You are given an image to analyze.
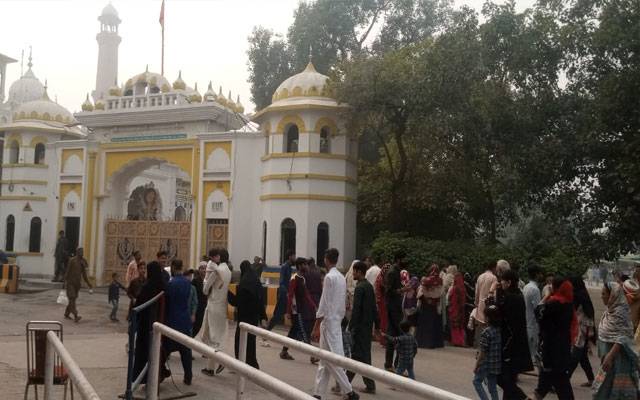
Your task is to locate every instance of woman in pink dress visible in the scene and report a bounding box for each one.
[448,272,466,346]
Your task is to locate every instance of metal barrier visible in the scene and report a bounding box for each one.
[124,291,164,400]
[238,322,471,400]
[44,330,101,400]
[147,322,315,400]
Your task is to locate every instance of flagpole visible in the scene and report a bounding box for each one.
[160,0,165,76]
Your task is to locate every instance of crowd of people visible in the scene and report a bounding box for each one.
[68,243,640,400]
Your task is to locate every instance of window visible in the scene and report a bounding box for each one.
[284,124,299,153]
[320,127,331,153]
[34,143,45,164]
[29,217,42,252]
[280,218,296,263]
[5,215,15,251]
[8,140,19,164]
[262,221,267,262]
[316,222,329,267]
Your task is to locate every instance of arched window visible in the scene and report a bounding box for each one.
[8,140,19,164]
[280,218,296,263]
[284,124,299,153]
[5,215,15,251]
[29,217,42,253]
[174,206,186,221]
[34,143,45,164]
[320,127,331,154]
[262,221,267,261]
[316,222,329,267]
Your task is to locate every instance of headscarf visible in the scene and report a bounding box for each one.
[448,272,466,327]
[238,260,262,298]
[400,270,410,287]
[136,261,166,305]
[599,281,634,344]
[571,277,594,319]
[548,279,579,343]
[423,264,443,289]
[375,263,391,296]
[345,260,359,316]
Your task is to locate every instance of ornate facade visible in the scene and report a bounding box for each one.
[0,4,356,284]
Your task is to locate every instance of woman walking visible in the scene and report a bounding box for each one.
[568,277,595,387]
[496,269,533,400]
[230,260,267,369]
[415,265,444,349]
[593,281,640,399]
[375,263,390,345]
[448,272,466,347]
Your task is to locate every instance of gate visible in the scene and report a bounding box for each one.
[104,219,191,282]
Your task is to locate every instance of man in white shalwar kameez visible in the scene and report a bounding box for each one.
[311,248,359,400]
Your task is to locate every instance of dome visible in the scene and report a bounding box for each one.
[203,81,216,102]
[235,95,245,114]
[187,82,202,103]
[99,3,121,25]
[14,87,75,124]
[272,62,331,103]
[124,68,170,95]
[81,93,94,111]
[173,71,186,90]
[8,66,44,105]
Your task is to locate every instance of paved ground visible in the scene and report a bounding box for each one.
[1,286,600,400]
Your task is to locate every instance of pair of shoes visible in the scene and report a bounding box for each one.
[215,365,225,375]
[345,391,360,400]
[310,357,319,365]
[74,316,82,323]
[201,368,215,376]
[280,351,294,360]
[183,377,192,385]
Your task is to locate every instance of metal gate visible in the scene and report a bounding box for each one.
[104,219,191,282]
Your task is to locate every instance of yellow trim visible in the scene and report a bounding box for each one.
[0,196,47,201]
[261,152,354,162]
[61,149,84,172]
[29,136,47,147]
[105,147,195,184]
[253,103,346,120]
[13,252,44,256]
[1,163,48,168]
[262,121,271,136]
[260,173,356,184]
[5,134,22,145]
[204,141,232,160]
[83,153,96,263]
[203,181,231,199]
[314,117,339,136]
[276,114,306,134]
[100,139,196,149]
[0,180,48,185]
[260,194,355,203]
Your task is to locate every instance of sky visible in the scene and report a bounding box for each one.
[0,0,535,114]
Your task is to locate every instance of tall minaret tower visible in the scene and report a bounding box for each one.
[93,3,121,102]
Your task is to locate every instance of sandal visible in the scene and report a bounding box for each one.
[201,368,215,376]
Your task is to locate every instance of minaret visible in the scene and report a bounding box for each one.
[93,3,121,102]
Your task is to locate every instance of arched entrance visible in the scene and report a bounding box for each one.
[100,156,193,283]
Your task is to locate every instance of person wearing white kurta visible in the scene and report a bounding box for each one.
[311,248,359,400]
[198,250,232,375]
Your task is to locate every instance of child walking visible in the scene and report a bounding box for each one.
[473,305,501,400]
[108,272,126,322]
[385,320,418,379]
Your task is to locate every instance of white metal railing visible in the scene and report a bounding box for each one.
[147,322,315,400]
[44,330,101,400]
[238,322,471,400]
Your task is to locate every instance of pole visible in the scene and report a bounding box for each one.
[236,328,248,400]
[44,335,55,400]
[161,25,164,76]
[147,327,162,400]
[124,312,137,400]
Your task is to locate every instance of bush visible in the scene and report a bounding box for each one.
[369,231,588,279]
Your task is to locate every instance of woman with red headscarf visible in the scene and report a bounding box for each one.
[415,264,444,349]
[375,263,391,345]
[448,272,466,346]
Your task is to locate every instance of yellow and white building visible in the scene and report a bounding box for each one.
[0,3,356,284]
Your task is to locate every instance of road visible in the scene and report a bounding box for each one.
[1,287,598,399]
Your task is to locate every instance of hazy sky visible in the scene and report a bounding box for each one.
[0,0,534,114]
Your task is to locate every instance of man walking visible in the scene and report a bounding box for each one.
[53,230,69,282]
[281,257,317,360]
[267,249,295,330]
[162,259,193,385]
[64,248,92,322]
[311,248,359,400]
[523,263,542,367]
[474,261,498,346]
[347,261,380,393]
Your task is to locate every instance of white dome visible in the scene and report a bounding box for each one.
[99,3,121,25]
[8,68,44,105]
[124,69,171,95]
[272,62,332,103]
[101,3,118,17]
[13,90,75,125]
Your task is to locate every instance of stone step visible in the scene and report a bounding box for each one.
[19,278,64,290]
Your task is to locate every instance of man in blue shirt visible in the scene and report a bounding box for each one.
[161,259,193,385]
[267,249,296,330]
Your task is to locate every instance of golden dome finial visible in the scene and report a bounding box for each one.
[82,93,94,111]
[173,70,186,90]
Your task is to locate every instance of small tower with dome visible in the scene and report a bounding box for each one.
[94,2,121,102]
[252,61,357,265]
